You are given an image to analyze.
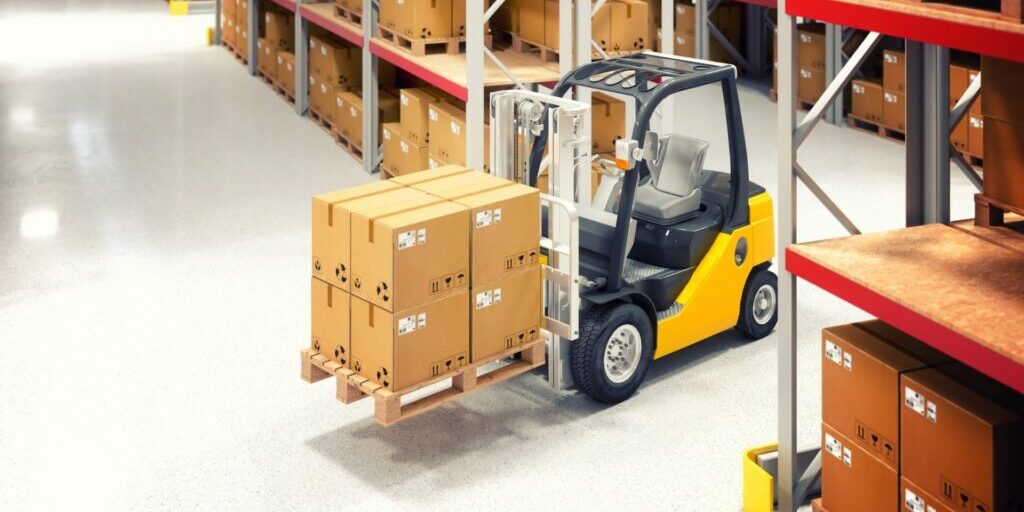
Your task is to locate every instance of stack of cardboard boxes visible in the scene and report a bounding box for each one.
[772,24,827,105]
[311,166,541,392]
[308,34,361,124]
[819,321,1024,512]
[257,8,296,94]
[980,56,1024,213]
[670,1,741,63]
[221,0,250,59]
[378,0,486,41]
[335,0,363,17]
[518,0,649,53]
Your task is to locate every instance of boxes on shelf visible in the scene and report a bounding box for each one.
[798,24,825,72]
[674,2,739,63]
[524,0,648,53]
[258,38,277,79]
[397,135,430,175]
[968,114,984,158]
[309,74,344,121]
[883,50,905,95]
[798,67,825,105]
[428,101,465,163]
[592,92,626,154]
[821,423,899,512]
[309,36,361,89]
[276,51,296,94]
[382,123,403,173]
[336,90,400,149]
[518,0,544,47]
[350,291,469,391]
[236,22,250,59]
[949,64,970,152]
[400,88,440,146]
[379,0,397,31]
[398,0,454,40]
[311,276,351,366]
[265,10,295,51]
[544,0,560,50]
[337,0,363,15]
[223,17,237,47]
[900,365,1024,512]
[884,90,905,132]
[593,1,611,51]
[311,180,402,289]
[968,67,981,116]
[981,56,1024,211]
[850,79,884,124]
[349,191,470,312]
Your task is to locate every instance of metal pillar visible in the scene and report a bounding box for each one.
[247,0,259,75]
[905,43,950,225]
[824,25,843,125]
[465,0,485,169]
[215,0,222,45]
[696,0,710,60]
[744,5,766,79]
[363,0,380,174]
[776,0,798,511]
[660,0,677,136]
[906,41,924,226]
[295,0,309,115]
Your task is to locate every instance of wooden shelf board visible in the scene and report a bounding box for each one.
[301,3,363,47]
[267,0,296,12]
[787,222,1024,394]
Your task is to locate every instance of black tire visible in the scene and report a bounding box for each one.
[737,269,778,339]
[570,302,654,404]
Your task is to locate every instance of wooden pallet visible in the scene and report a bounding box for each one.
[811,497,828,512]
[975,193,1024,227]
[963,151,984,168]
[309,107,335,135]
[846,113,906,143]
[906,0,1022,23]
[509,33,560,62]
[333,3,363,25]
[301,338,546,426]
[379,164,396,180]
[332,129,364,162]
[259,72,295,104]
[376,25,470,56]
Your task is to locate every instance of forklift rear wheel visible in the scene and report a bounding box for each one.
[571,303,654,404]
[737,269,778,339]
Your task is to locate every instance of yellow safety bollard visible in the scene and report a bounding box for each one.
[742,443,778,512]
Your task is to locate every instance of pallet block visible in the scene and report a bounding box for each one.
[846,114,906,143]
[975,193,1024,227]
[309,107,334,135]
[301,338,546,426]
[331,129,364,162]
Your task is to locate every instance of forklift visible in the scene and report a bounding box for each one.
[490,52,777,403]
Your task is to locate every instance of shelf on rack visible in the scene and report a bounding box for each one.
[787,0,1024,63]
[787,220,1024,394]
[301,2,363,47]
[267,0,297,12]
[369,37,562,102]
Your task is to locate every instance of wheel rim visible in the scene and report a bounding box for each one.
[752,283,777,325]
[603,324,642,384]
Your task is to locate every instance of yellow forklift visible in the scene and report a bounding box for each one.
[490,52,777,403]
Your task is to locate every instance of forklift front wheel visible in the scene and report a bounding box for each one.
[737,269,779,339]
[571,303,654,404]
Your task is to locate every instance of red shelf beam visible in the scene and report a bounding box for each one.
[301,6,364,47]
[787,0,1024,63]
[786,247,1024,395]
[368,40,469,101]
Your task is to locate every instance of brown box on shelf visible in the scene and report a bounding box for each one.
[265,10,294,50]
[350,198,470,312]
[883,50,905,95]
[350,292,469,391]
[338,91,400,149]
[339,0,363,15]
[470,265,541,362]
[544,0,560,51]
[949,64,970,106]
[610,0,649,51]
[593,0,611,51]
[309,36,361,88]
[379,0,397,30]
[968,68,982,117]
[968,114,984,158]
[428,153,447,169]
[951,115,969,153]
[981,56,1024,124]
[821,320,949,472]
[223,17,236,47]
[311,276,351,366]
[236,21,249,59]
[821,423,899,512]
[519,0,545,46]
[428,101,464,163]
[311,180,402,289]
[884,91,905,132]
[798,67,825,104]
[309,75,345,122]
[399,0,454,40]
[382,123,403,174]
[851,79,884,125]
[276,51,296,94]
[798,24,826,72]
[396,134,431,176]
[901,365,1024,512]
[902,478,956,512]
[258,38,277,79]
[400,88,439,146]
[592,92,626,154]
[982,116,1024,214]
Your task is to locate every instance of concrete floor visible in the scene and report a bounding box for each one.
[0,2,978,511]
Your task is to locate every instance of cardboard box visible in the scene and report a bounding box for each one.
[592,92,626,154]
[821,423,899,512]
[311,180,402,288]
[982,116,1024,211]
[544,0,560,50]
[821,320,949,471]
[339,0,363,15]
[337,91,400,149]
[379,0,397,30]
[949,64,970,106]
[968,114,984,158]
[428,101,465,163]
[519,0,545,46]
[309,75,345,122]
[798,67,825,104]
[981,56,1024,123]
[452,182,541,285]
[902,478,956,512]
[884,91,905,132]
[901,366,1024,512]
[276,51,296,94]
[311,277,350,366]
[265,10,294,50]
[382,123,403,174]
[396,135,430,175]
[593,0,611,51]
[452,0,492,37]
[350,198,470,311]
[389,164,471,186]
[236,21,249,59]
[610,0,649,51]
[798,24,826,72]
[471,265,542,362]
[951,115,969,153]
[309,36,361,88]
[409,168,506,199]
[883,50,905,95]
[258,38,277,79]
[968,68,982,117]
[350,292,469,391]
[400,88,439,146]
[223,17,237,47]
[851,79,884,125]
[399,0,454,40]
[428,153,446,169]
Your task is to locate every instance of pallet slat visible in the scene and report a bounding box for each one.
[332,3,363,25]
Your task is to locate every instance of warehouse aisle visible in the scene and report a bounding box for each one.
[0,3,979,511]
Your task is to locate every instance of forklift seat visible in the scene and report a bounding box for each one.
[633,134,710,225]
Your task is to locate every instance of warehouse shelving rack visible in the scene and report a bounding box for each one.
[774,0,1024,509]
